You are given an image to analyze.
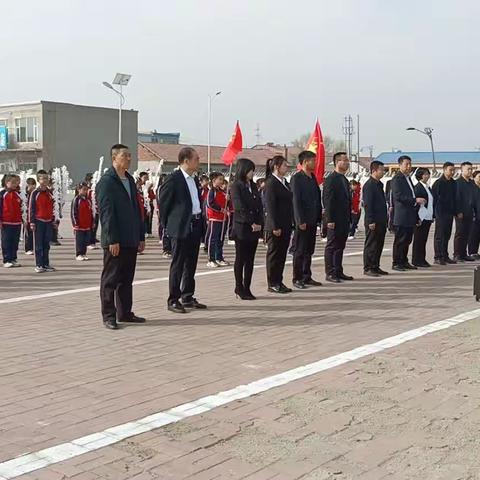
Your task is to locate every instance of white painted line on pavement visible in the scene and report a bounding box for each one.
[0,305,477,479]
[0,249,375,305]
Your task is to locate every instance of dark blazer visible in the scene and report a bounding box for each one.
[473,186,480,223]
[290,170,322,227]
[159,169,203,239]
[455,176,475,218]
[95,167,144,248]
[230,180,264,242]
[432,175,456,217]
[362,177,388,225]
[391,171,418,227]
[264,175,293,232]
[322,171,351,231]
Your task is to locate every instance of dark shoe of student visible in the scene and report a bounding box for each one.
[364,270,380,277]
[104,320,119,330]
[464,255,476,262]
[280,283,293,293]
[293,280,307,289]
[119,314,146,323]
[434,258,447,265]
[168,302,186,314]
[304,278,323,286]
[235,287,250,300]
[325,275,341,283]
[404,263,418,270]
[244,288,257,300]
[183,298,207,309]
[454,256,465,263]
[472,254,480,260]
[50,241,61,246]
[375,268,389,275]
[338,273,354,281]
[392,264,407,271]
[413,262,430,268]
[268,285,288,293]
[445,257,457,264]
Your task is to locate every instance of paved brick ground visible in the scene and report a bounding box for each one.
[1,226,479,479]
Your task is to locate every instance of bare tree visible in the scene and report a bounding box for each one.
[292,133,346,153]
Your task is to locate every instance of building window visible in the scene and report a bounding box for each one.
[15,117,38,143]
[0,119,7,127]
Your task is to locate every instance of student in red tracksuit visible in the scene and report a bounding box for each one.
[349,180,362,239]
[24,178,37,254]
[28,170,56,273]
[206,172,229,267]
[71,182,94,260]
[87,187,99,250]
[0,174,23,268]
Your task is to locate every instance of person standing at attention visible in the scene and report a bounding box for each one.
[96,144,146,330]
[159,147,207,313]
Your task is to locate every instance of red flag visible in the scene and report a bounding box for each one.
[222,121,243,166]
[304,119,326,184]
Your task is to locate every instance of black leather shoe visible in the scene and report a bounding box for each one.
[454,256,465,263]
[183,298,207,309]
[104,321,119,330]
[304,279,323,286]
[464,255,476,262]
[404,263,418,270]
[244,288,257,300]
[325,275,341,283]
[364,270,380,277]
[119,314,146,323]
[392,265,407,271]
[434,259,447,265]
[280,283,293,293]
[268,285,288,293]
[235,287,250,300]
[293,280,307,289]
[168,302,186,314]
[413,262,430,268]
[338,273,354,281]
[375,268,389,275]
[445,257,456,264]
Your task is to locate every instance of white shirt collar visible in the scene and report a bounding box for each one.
[180,167,194,179]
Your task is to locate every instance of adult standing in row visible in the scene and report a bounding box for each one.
[230,158,264,300]
[468,171,480,259]
[362,160,388,277]
[264,155,293,294]
[96,144,145,330]
[290,150,322,289]
[159,147,207,313]
[454,161,476,262]
[432,162,457,265]
[390,155,425,271]
[323,152,353,283]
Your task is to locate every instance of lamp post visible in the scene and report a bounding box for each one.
[207,91,222,173]
[103,73,132,144]
[406,127,436,172]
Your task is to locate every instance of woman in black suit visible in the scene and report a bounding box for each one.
[263,155,293,293]
[230,158,264,300]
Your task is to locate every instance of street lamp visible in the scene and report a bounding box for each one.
[406,126,436,172]
[103,73,132,143]
[207,91,222,173]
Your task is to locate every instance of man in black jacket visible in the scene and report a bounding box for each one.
[159,147,207,313]
[290,150,322,289]
[391,155,426,271]
[454,161,475,262]
[432,162,457,265]
[322,152,353,283]
[96,144,145,330]
[362,160,388,277]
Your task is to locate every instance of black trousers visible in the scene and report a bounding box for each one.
[454,216,473,259]
[33,221,53,267]
[434,214,453,260]
[100,247,138,323]
[90,214,99,245]
[234,239,258,290]
[292,225,316,282]
[392,225,414,266]
[168,218,202,304]
[324,227,348,277]
[75,230,90,256]
[349,213,361,237]
[412,220,432,265]
[24,224,34,252]
[1,224,21,263]
[363,223,387,272]
[468,221,480,255]
[266,229,291,287]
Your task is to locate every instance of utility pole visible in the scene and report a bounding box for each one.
[342,115,354,158]
[254,123,261,145]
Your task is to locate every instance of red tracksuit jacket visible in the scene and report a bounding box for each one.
[28,188,55,224]
[71,195,94,231]
[0,189,22,225]
[207,188,227,222]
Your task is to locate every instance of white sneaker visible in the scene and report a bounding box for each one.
[216,260,230,267]
[3,262,14,268]
[162,252,172,259]
[228,240,235,245]
[11,261,21,267]
[25,250,34,255]
[348,236,355,240]
[206,261,219,268]
[200,242,206,248]
[76,255,86,261]
[321,237,328,242]
[35,266,46,273]
[87,244,98,250]
[44,266,56,272]
[83,255,89,261]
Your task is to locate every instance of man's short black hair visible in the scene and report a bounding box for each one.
[26,177,37,185]
[443,161,455,169]
[111,144,129,158]
[461,161,473,167]
[397,155,412,164]
[333,152,347,165]
[370,160,384,173]
[298,150,316,165]
[178,147,197,164]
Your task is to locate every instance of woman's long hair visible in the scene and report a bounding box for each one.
[266,155,286,178]
[235,158,256,182]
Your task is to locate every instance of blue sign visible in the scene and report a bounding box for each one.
[0,126,7,151]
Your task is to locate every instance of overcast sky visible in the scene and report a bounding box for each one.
[1,0,478,154]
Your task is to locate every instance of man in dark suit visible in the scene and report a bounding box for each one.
[96,144,146,330]
[432,162,457,265]
[290,150,322,289]
[362,160,388,277]
[454,161,475,262]
[391,155,426,271]
[322,152,353,283]
[159,147,207,313]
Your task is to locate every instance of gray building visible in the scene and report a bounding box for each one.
[138,130,180,144]
[0,101,138,181]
